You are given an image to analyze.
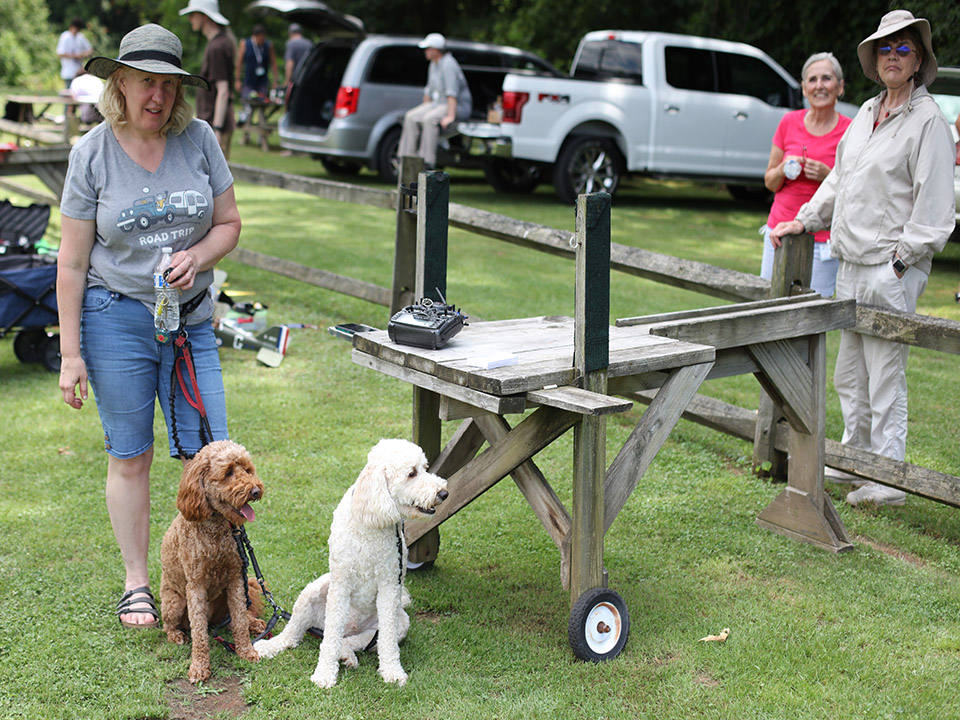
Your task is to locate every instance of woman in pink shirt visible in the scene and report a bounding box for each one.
[760,52,852,297]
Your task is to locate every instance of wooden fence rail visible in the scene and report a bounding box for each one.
[227,163,960,355]
[225,160,959,508]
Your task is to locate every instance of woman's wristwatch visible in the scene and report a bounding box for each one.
[892,256,907,274]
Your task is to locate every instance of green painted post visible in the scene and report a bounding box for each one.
[570,191,611,605]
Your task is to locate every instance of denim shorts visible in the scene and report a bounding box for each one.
[80,287,228,459]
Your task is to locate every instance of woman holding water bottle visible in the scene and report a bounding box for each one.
[759,51,851,298]
[56,24,240,629]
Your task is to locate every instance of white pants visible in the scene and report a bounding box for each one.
[833,260,927,461]
[759,226,839,298]
[398,102,449,166]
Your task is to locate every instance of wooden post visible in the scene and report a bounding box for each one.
[756,331,853,551]
[390,155,423,315]
[753,232,814,479]
[408,170,449,565]
[570,192,611,606]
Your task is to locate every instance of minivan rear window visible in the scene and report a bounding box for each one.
[368,46,428,86]
[289,42,353,128]
[452,49,504,68]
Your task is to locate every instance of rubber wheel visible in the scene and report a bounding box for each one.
[405,559,434,571]
[568,587,630,662]
[320,157,363,177]
[13,328,46,363]
[375,127,402,184]
[552,137,623,204]
[40,333,61,372]
[483,158,541,194]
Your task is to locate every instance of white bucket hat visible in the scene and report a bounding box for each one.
[179,0,230,27]
[418,33,446,50]
[85,24,209,89]
[857,9,937,86]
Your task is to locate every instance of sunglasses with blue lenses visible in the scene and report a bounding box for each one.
[878,44,914,57]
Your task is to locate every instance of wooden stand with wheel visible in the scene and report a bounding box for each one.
[351,156,855,663]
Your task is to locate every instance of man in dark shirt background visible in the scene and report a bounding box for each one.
[180,0,235,159]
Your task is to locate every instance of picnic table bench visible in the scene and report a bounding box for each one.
[349,178,857,661]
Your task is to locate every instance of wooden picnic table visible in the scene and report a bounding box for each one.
[0,145,70,201]
[239,96,283,152]
[2,94,83,145]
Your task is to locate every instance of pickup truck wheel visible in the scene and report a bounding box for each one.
[320,157,363,177]
[483,158,541,194]
[376,127,402,184]
[553,137,623,203]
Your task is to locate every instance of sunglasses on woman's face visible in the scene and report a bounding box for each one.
[878,44,914,58]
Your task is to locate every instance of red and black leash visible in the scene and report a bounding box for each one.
[167,295,295,651]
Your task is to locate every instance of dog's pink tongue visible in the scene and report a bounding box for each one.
[240,503,256,522]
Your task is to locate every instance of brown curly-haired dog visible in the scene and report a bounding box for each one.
[160,440,266,684]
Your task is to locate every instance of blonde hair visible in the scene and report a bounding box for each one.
[97,67,194,136]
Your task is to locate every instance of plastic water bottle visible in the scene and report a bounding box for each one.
[153,247,180,343]
[783,158,802,180]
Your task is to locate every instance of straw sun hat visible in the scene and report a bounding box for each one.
[857,9,937,86]
[85,24,209,90]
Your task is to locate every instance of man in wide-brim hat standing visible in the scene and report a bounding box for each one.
[180,0,235,159]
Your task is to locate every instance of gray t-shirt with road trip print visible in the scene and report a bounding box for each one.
[60,119,233,323]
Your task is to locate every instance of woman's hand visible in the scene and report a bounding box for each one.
[165,249,198,290]
[59,354,88,409]
[802,158,830,183]
[769,220,805,248]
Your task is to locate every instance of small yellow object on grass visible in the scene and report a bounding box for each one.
[698,628,730,643]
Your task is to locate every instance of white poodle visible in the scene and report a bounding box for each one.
[254,439,448,688]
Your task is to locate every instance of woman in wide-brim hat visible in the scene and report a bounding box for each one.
[57,23,241,628]
[770,10,955,507]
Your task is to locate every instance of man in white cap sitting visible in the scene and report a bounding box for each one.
[398,33,472,170]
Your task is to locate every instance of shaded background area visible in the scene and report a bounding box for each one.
[20,0,960,104]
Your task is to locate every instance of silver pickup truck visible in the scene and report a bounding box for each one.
[468,30,857,202]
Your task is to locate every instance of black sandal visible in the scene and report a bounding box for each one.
[116,585,160,629]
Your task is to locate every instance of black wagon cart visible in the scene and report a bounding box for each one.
[0,200,59,371]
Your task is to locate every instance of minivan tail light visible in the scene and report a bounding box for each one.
[334,86,359,118]
[501,91,529,123]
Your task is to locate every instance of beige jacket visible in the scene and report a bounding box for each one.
[795,85,955,275]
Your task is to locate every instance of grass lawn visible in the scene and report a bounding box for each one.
[1,140,959,719]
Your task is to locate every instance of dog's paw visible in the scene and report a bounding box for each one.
[253,637,283,658]
[166,630,188,645]
[188,661,211,685]
[379,665,408,687]
[310,666,339,689]
[248,617,267,635]
[340,649,359,668]
[237,646,259,663]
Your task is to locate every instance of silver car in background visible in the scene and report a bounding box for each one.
[249,0,561,184]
